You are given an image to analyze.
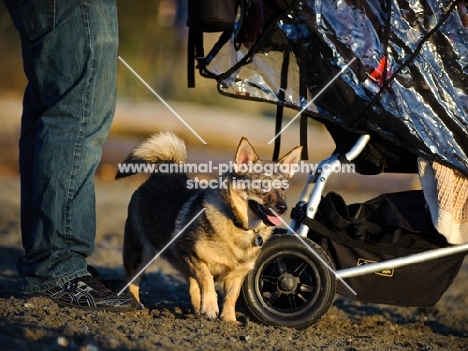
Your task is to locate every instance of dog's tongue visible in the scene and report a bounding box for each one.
[266,214,282,226]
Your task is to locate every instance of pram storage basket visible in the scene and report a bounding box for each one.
[305,190,465,307]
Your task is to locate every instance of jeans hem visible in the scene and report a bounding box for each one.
[22,268,91,294]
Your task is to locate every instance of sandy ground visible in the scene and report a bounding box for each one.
[0,101,467,350]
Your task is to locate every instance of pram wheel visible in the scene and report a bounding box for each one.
[240,234,336,329]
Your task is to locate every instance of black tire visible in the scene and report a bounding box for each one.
[240,234,336,329]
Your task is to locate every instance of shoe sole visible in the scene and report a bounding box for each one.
[26,293,135,313]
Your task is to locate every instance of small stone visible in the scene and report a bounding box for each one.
[240,335,250,342]
[57,336,69,347]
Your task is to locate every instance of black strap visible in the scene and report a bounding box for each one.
[300,114,308,160]
[299,43,310,160]
[302,216,424,257]
[273,105,283,161]
[272,50,290,161]
[187,29,204,88]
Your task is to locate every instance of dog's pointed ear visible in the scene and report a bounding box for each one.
[278,146,303,178]
[234,137,259,172]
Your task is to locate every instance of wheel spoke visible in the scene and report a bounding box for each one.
[276,258,287,273]
[296,293,308,303]
[268,291,282,305]
[293,262,307,276]
[287,294,297,309]
[299,283,315,293]
[261,275,278,286]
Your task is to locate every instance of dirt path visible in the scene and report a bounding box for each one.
[0,177,467,351]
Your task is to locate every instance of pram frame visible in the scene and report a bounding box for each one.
[193,0,468,329]
[289,134,468,281]
[239,132,468,329]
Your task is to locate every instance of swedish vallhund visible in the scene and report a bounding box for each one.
[116,132,302,324]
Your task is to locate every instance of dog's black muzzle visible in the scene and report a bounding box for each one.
[248,200,287,226]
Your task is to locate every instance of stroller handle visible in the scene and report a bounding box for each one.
[344,135,371,162]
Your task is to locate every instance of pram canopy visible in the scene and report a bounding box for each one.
[197,0,468,175]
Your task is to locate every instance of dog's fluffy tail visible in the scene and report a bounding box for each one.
[115,132,186,179]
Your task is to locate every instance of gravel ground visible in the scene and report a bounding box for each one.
[0,101,466,350]
[0,176,467,351]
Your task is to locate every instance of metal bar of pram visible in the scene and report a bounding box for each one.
[294,135,370,237]
[344,134,371,161]
[336,244,468,279]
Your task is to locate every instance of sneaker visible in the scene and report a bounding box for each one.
[28,275,134,312]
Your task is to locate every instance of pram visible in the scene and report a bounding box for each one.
[187,0,468,329]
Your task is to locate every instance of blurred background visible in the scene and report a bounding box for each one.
[0,0,419,238]
[0,0,307,173]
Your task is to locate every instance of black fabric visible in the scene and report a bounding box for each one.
[324,121,419,174]
[304,191,465,307]
[186,0,238,32]
[186,0,239,87]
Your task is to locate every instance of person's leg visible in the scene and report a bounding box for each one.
[4,0,119,293]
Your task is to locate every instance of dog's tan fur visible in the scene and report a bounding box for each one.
[116,132,302,323]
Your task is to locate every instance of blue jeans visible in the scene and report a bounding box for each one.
[3,0,119,293]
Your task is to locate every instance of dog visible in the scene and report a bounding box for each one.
[116,132,302,324]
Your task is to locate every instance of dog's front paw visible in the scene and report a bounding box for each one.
[202,304,219,320]
[201,293,219,320]
[221,316,243,326]
[220,310,242,325]
[204,309,219,320]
